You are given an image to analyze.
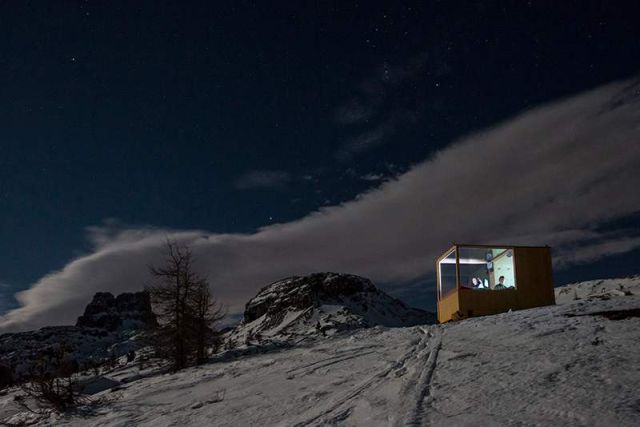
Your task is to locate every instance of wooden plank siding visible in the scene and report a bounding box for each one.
[437,291,460,324]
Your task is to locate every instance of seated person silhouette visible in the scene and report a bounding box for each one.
[472,277,487,289]
[495,275,507,289]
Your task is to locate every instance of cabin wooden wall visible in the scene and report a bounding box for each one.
[511,246,555,308]
[438,291,459,323]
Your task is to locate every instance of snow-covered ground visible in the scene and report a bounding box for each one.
[555,275,640,304]
[1,278,639,426]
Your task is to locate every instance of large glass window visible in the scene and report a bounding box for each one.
[438,248,457,298]
[457,246,516,290]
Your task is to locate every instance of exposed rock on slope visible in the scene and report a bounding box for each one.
[76,291,158,331]
[230,272,434,344]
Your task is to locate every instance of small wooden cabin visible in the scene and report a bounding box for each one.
[436,244,555,323]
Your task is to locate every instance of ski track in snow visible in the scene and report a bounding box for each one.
[286,349,378,379]
[291,365,391,426]
[399,326,442,427]
[291,327,437,426]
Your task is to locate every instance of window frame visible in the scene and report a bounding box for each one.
[455,245,518,291]
[436,246,458,301]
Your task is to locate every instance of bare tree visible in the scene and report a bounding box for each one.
[147,240,225,370]
[20,340,82,412]
[190,280,225,364]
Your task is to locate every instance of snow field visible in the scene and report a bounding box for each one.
[1,278,639,426]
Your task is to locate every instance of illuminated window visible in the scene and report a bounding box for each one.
[458,246,516,290]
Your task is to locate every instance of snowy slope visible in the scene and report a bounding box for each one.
[1,278,639,426]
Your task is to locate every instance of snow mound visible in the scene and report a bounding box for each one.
[228,272,434,345]
[555,275,640,304]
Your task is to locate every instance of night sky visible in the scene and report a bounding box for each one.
[1,1,640,322]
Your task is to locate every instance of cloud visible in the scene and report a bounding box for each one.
[334,99,376,125]
[2,78,640,332]
[334,53,430,159]
[360,173,386,182]
[335,122,394,161]
[553,232,640,267]
[234,170,291,190]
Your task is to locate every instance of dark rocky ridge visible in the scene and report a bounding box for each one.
[76,291,158,331]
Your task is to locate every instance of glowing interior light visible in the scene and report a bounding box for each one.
[439,258,486,264]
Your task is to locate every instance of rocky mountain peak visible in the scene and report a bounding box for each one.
[76,291,158,331]
[231,272,434,344]
[243,273,375,324]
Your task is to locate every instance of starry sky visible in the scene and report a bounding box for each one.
[1,1,640,321]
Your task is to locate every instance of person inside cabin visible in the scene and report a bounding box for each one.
[495,275,506,289]
[472,277,487,289]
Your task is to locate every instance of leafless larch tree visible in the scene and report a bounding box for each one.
[146,240,225,370]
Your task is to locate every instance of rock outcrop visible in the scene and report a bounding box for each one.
[230,272,434,344]
[76,291,158,331]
